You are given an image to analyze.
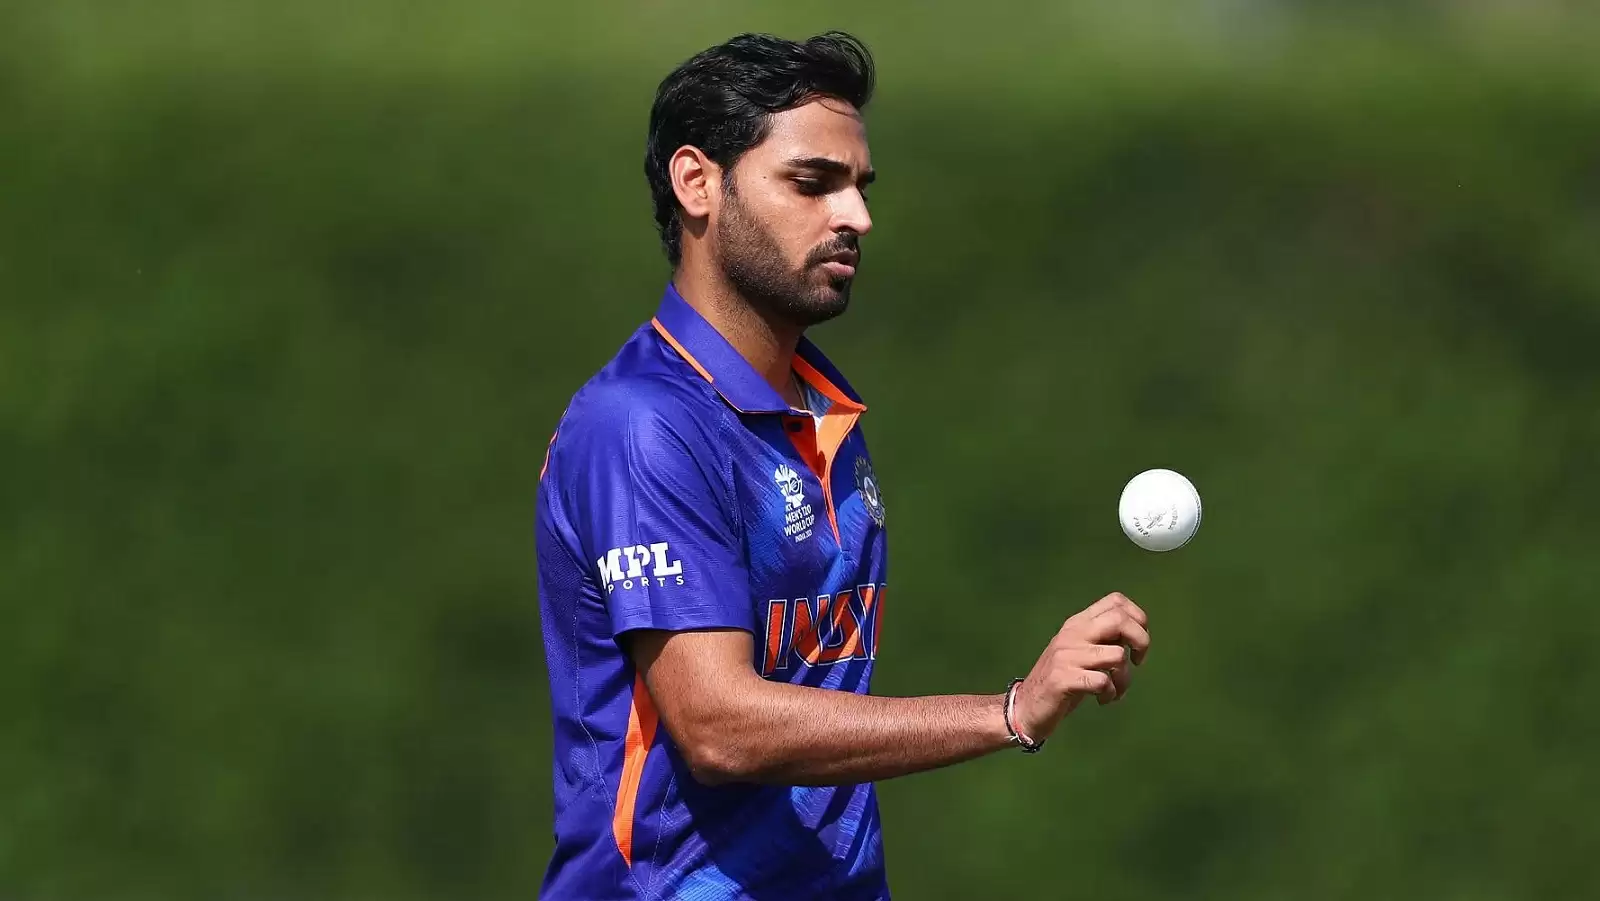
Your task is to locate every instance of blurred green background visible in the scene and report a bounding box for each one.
[5,1,1600,898]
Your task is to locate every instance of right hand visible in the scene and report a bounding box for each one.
[1011,592,1150,745]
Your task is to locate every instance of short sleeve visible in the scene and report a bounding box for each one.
[563,395,752,638]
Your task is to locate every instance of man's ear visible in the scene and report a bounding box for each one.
[670,146,721,222]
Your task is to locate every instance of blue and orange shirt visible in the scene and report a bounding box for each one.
[535,284,891,900]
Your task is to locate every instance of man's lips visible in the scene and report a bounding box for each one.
[818,250,859,277]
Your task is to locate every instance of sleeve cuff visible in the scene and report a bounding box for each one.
[609,603,756,638]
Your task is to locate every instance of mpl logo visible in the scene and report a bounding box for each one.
[597,542,684,591]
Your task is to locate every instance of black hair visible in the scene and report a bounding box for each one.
[644,31,876,266]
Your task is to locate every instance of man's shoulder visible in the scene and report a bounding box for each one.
[556,326,726,453]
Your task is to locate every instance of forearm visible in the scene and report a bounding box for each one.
[676,679,1015,786]
[633,591,1152,788]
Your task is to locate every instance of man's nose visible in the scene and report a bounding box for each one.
[830,189,872,238]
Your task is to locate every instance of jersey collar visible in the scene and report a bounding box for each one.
[651,283,867,416]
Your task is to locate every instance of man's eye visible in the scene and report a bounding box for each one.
[794,178,826,195]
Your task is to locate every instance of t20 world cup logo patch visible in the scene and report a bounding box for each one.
[855,457,886,527]
[775,464,816,543]
[774,464,806,510]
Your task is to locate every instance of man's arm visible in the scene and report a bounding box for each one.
[628,592,1150,787]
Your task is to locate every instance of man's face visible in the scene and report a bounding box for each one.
[711,97,875,329]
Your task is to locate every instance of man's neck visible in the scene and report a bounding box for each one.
[671,266,804,405]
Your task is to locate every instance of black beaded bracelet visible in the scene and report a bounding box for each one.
[1003,678,1044,753]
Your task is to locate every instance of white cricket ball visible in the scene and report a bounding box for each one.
[1118,468,1202,552]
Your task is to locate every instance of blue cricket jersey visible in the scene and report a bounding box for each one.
[535,283,891,900]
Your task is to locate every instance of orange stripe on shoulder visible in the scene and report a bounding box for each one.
[652,318,716,384]
[612,673,659,868]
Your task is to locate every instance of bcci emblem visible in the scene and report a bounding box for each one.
[855,457,886,527]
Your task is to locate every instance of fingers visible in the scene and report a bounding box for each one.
[1086,668,1119,705]
[1073,668,1114,697]
[1064,593,1121,629]
[1103,652,1132,705]
[1113,593,1149,627]
[1075,592,1148,628]
[1083,608,1151,665]
[1074,643,1127,671]
[1036,593,1152,719]
[1060,593,1148,642]
[1071,642,1131,706]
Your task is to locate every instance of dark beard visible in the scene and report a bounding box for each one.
[715,185,856,329]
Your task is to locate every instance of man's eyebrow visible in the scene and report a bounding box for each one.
[786,156,876,185]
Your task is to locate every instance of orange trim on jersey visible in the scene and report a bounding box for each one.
[789,595,823,666]
[783,414,842,542]
[651,317,716,384]
[764,599,788,673]
[784,415,820,476]
[816,589,863,664]
[790,360,862,543]
[613,673,658,868]
[539,430,558,480]
[791,355,865,413]
[818,410,858,543]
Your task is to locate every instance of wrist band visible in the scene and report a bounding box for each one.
[1003,678,1043,753]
